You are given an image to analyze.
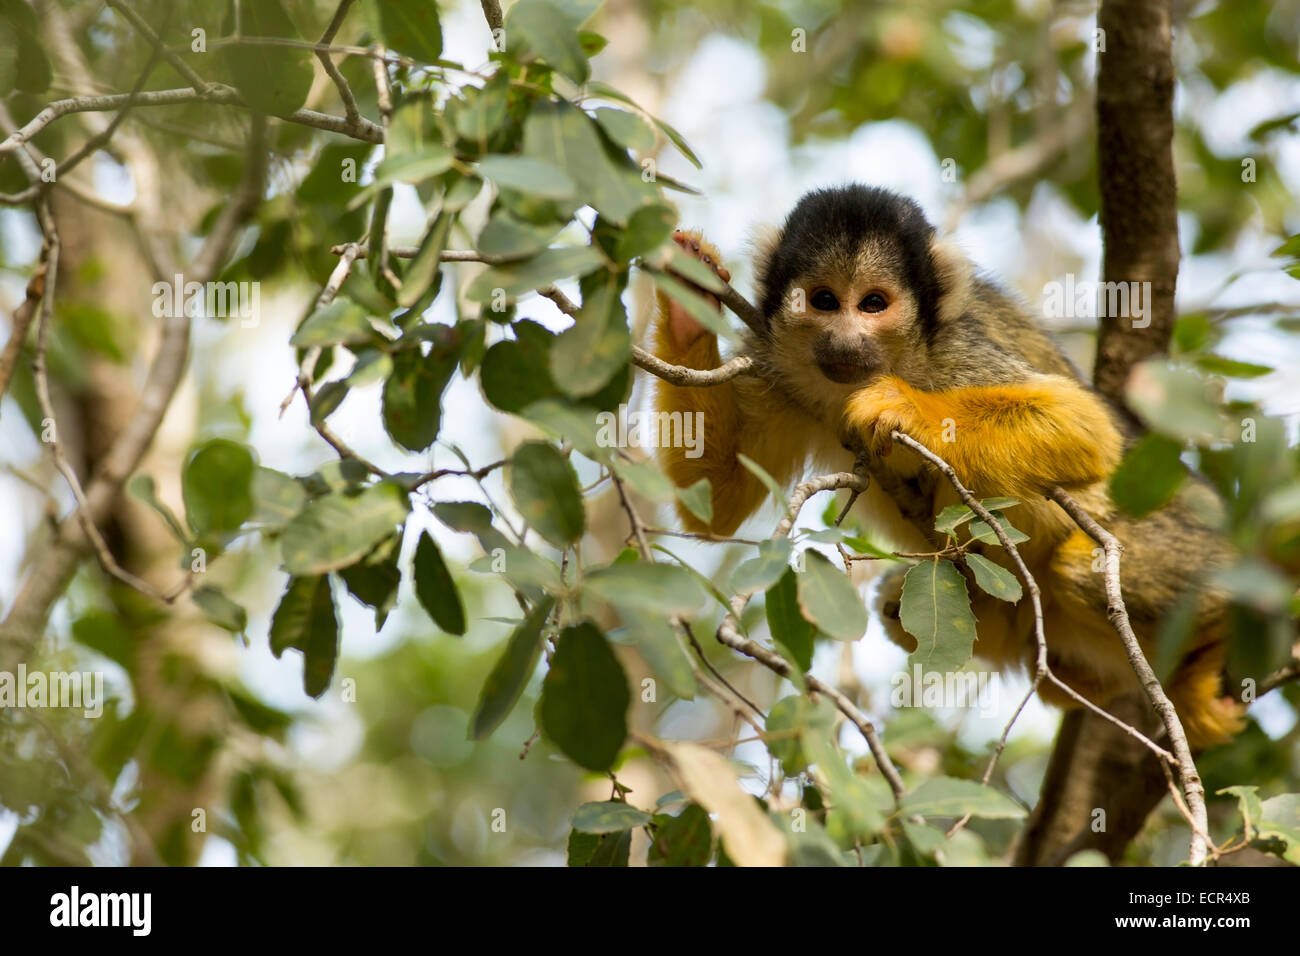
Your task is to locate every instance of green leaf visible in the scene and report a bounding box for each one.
[480,321,560,413]
[338,535,402,630]
[477,209,565,260]
[796,551,867,641]
[280,482,411,576]
[964,553,1022,603]
[506,0,590,83]
[767,568,815,672]
[366,146,455,196]
[477,155,576,200]
[470,597,555,739]
[614,204,676,263]
[465,245,606,302]
[413,531,466,635]
[299,142,373,205]
[397,212,452,309]
[540,622,630,771]
[648,804,712,866]
[649,115,701,170]
[764,693,837,774]
[183,439,255,535]
[900,777,1026,820]
[967,511,1029,546]
[736,453,789,513]
[1127,361,1227,444]
[522,398,606,459]
[369,0,442,62]
[1109,433,1186,518]
[585,81,702,169]
[900,559,977,673]
[0,0,51,94]
[219,0,313,115]
[608,457,675,502]
[191,585,247,636]
[1196,355,1273,379]
[649,271,741,345]
[435,500,495,535]
[571,801,652,833]
[269,575,339,698]
[249,468,307,530]
[71,610,133,669]
[584,562,709,615]
[382,343,458,452]
[522,99,657,225]
[593,107,656,153]
[621,613,696,700]
[1271,234,1300,260]
[304,458,370,495]
[290,299,374,348]
[1219,785,1263,842]
[934,497,1019,536]
[508,441,585,547]
[1257,793,1300,864]
[732,538,793,594]
[310,380,349,421]
[127,474,189,544]
[676,478,713,526]
[567,828,631,866]
[549,271,630,397]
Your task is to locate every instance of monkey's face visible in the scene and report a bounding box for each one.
[766,236,928,404]
[803,240,923,385]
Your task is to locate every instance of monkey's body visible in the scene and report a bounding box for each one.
[652,186,1243,748]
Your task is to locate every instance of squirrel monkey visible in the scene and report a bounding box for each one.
[651,184,1244,749]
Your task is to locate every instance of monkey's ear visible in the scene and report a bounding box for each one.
[748,223,782,290]
[930,237,973,325]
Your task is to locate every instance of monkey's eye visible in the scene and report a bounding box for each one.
[859,293,888,313]
[810,289,839,311]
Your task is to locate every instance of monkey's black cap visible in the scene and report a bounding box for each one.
[760,184,942,335]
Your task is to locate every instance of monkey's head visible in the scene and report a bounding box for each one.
[754,185,971,406]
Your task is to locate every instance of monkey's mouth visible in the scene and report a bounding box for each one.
[817,360,874,385]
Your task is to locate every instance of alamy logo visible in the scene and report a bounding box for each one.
[890,664,1000,717]
[0,666,103,718]
[152,274,260,327]
[1041,274,1152,328]
[595,404,705,459]
[50,886,151,936]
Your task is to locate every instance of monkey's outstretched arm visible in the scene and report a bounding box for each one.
[842,375,1123,499]
[652,232,801,536]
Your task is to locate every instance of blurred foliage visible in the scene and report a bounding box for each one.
[0,0,1298,867]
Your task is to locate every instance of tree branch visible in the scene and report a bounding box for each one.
[711,469,907,803]
[0,117,269,674]
[316,0,361,123]
[0,86,383,155]
[1048,485,1209,864]
[104,0,211,93]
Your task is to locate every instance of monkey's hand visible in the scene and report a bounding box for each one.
[654,229,731,358]
[838,376,911,459]
[841,374,1123,498]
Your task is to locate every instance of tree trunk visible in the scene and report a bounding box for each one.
[1016,0,1181,866]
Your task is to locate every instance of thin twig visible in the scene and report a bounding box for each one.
[104,0,212,93]
[1259,658,1300,696]
[315,0,361,123]
[632,346,755,386]
[710,468,906,802]
[888,431,1183,847]
[1048,485,1209,866]
[27,201,188,604]
[0,85,383,154]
